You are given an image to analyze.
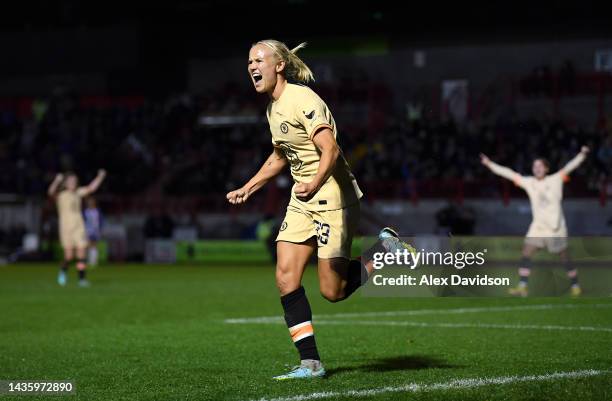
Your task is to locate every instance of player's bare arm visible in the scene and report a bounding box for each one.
[480,153,521,182]
[78,169,107,197]
[559,146,589,176]
[294,128,339,201]
[227,147,287,205]
[47,173,64,197]
[479,153,491,167]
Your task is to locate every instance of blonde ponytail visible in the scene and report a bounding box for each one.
[255,39,315,83]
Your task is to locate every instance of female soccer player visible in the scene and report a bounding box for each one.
[227,40,407,380]
[48,169,107,287]
[480,147,589,297]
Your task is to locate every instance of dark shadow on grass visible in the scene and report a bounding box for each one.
[325,355,458,378]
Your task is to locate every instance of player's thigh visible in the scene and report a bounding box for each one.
[317,257,350,297]
[75,246,87,260]
[74,226,88,256]
[557,247,570,263]
[276,240,316,295]
[315,204,360,298]
[63,246,75,260]
[546,237,568,255]
[522,241,540,257]
[314,203,360,260]
[275,207,318,295]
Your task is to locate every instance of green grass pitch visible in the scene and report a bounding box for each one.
[0,263,610,401]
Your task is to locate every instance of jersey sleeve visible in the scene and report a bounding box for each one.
[514,176,526,188]
[488,161,525,187]
[559,152,586,179]
[76,187,89,197]
[550,171,568,185]
[295,93,333,140]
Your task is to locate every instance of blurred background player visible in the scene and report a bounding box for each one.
[84,197,103,267]
[227,39,410,380]
[47,170,107,287]
[480,147,589,296]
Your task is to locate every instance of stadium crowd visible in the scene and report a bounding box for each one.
[0,82,609,199]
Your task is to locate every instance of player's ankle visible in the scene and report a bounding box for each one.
[300,359,323,370]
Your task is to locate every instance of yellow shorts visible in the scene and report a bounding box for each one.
[59,224,88,249]
[525,222,568,253]
[276,203,360,259]
[524,236,568,253]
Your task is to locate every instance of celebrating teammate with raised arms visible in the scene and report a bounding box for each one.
[480,146,589,296]
[227,39,409,380]
[48,169,106,287]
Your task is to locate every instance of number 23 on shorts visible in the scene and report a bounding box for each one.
[314,220,330,245]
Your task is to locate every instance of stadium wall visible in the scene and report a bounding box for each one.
[4,199,610,261]
[4,199,610,235]
[77,199,612,260]
[367,199,612,236]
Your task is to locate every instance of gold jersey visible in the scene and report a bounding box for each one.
[488,161,571,232]
[266,83,362,211]
[516,173,566,231]
[56,190,85,230]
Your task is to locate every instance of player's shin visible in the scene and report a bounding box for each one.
[76,259,88,281]
[565,261,581,296]
[566,266,579,286]
[343,257,370,299]
[281,286,320,362]
[509,257,531,296]
[518,257,531,286]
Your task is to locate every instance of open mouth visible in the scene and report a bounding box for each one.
[252,72,262,84]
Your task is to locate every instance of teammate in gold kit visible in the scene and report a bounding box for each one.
[480,146,589,297]
[48,169,107,287]
[227,40,408,380]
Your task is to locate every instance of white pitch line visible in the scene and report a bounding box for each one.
[247,369,608,401]
[314,320,612,333]
[326,303,612,319]
[225,303,612,324]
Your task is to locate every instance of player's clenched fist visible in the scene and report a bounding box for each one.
[294,181,318,201]
[226,187,250,205]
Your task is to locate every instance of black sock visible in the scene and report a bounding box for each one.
[61,260,69,272]
[565,261,579,286]
[344,259,369,299]
[77,259,87,280]
[281,286,320,361]
[519,257,531,285]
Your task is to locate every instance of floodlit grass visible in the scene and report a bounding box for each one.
[0,263,610,400]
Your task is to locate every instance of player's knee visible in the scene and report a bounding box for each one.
[521,247,535,258]
[275,270,289,293]
[275,262,296,294]
[320,285,345,303]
